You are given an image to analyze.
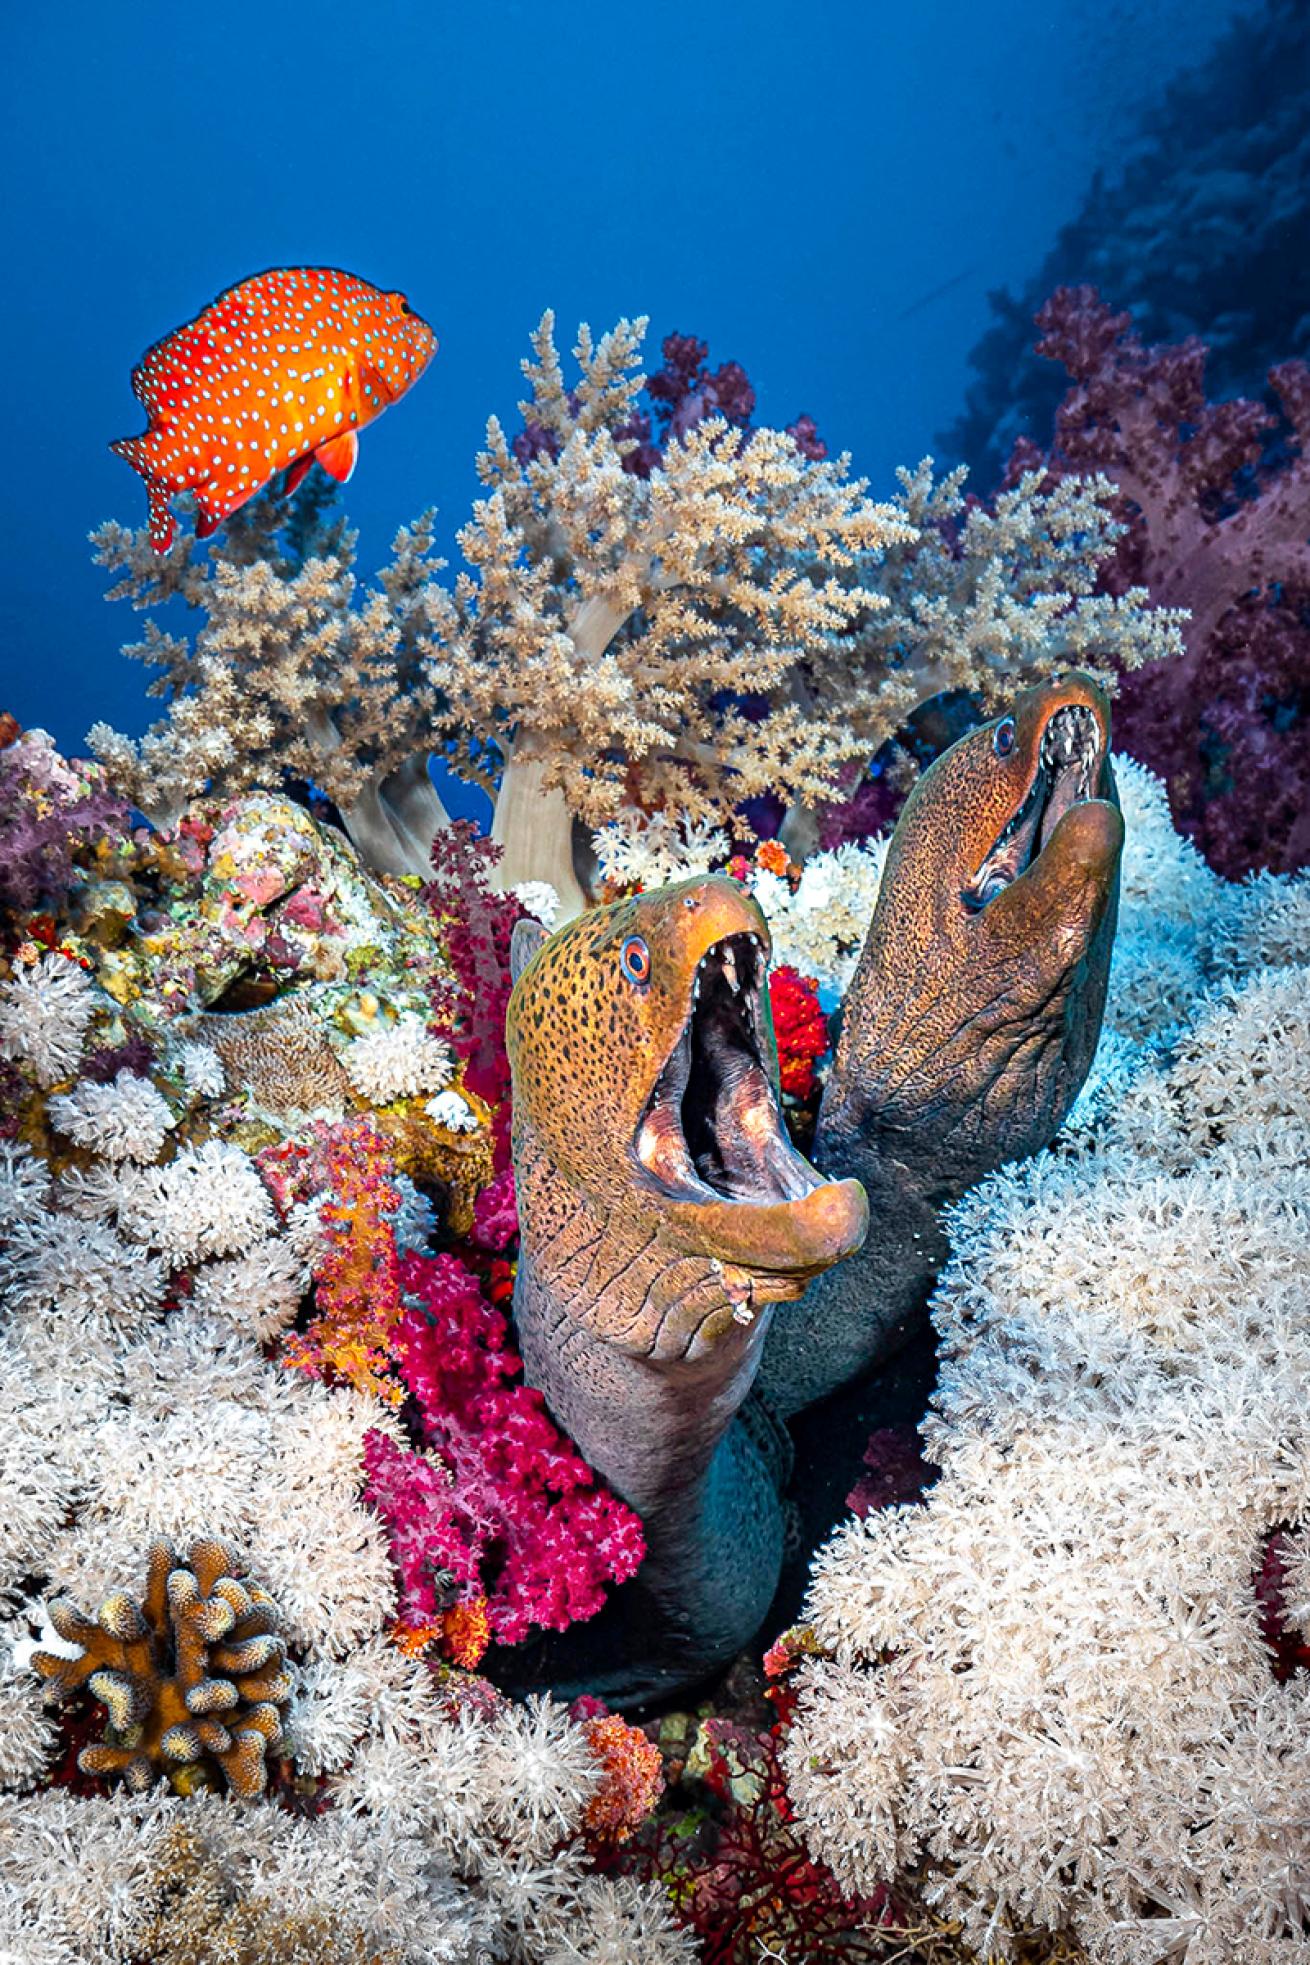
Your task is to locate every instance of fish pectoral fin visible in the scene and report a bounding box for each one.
[282,453,317,497]
[313,430,359,483]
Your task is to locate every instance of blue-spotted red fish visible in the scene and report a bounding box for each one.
[111,267,437,553]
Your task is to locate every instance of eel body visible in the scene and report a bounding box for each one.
[506,876,867,1698]
[756,671,1123,1417]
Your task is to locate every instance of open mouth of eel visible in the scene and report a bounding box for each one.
[963,704,1104,911]
[635,932,821,1207]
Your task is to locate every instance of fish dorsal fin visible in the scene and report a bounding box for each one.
[510,918,550,985]
[314,430,359,483]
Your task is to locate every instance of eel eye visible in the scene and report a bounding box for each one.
[620,935,650,987]
[993,716,1017,758]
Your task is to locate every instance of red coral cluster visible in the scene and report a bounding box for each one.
[767,965,830,1102]
[1015,286,1310,876]
[362,1250,645,1663]
[572,1701,665,1846]
[609,1717,900,1962]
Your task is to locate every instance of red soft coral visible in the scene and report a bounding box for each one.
[426,823,526,1169]
[362,1250,645,1658]
[767,966,829,1103]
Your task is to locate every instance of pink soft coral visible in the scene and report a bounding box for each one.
[363,1250,645,1659]
[1014,286,1310,876]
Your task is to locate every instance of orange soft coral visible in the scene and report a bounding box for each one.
[281,1117,406,1404]
[582,1711,665,1844]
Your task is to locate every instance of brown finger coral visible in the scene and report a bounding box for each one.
[32,1536,292,1799]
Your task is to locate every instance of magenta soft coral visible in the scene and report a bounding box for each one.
[1015,286,1310,876]
[363,1250,645,1657]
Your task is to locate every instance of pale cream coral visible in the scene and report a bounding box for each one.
[782,797,1310,1962]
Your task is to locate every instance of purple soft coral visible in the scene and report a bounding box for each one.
[1016,286,1310,876]
[0,722,128,912]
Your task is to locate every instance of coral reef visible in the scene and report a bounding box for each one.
[781,763,1310,1962]
[0,730,684,1961]
[1010,285,1310,877]
[946,0,1310,487]
[30,1535,292,1798]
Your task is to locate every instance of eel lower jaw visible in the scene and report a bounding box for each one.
[634,931,867,1282]
[962,703,1105,911]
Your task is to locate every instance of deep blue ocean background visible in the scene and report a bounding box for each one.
[1,0,1249,802]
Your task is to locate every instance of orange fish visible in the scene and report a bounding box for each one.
[111,267,437,553]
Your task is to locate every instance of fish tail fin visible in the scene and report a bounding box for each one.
[110,435,175,553]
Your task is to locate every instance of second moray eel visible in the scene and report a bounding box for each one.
[506,876,867,1700]
[756,671,1124,1418]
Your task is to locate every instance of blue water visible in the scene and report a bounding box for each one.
[1,0,1246,762]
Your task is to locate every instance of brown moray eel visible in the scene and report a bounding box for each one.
[506,876,867,1700]
[755,671,1123,1419]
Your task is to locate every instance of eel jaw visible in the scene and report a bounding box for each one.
[962,703,1106,911]
[634,931,868,1290]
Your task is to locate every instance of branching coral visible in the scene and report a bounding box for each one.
[86,504,452,874]
[280,1117,407,1405]
[1012,285,1310,875]
[31,1536,292,1798]
[423,311,909,911]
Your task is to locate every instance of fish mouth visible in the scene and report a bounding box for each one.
[962,704,1105,911]
[635,932,821,1207]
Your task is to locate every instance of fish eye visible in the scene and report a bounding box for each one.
[993,716,1017,758]
[620,935,651,987]
[398,296,412,314]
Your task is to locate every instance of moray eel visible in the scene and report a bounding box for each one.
[756,671,1123,1418]
[506,876,868,1700]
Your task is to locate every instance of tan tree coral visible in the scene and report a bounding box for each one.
[32,1536,292,1798]
[86,502,453,876]
[426,312,913,909]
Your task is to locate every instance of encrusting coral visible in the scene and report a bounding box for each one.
[31,1536,292,1798]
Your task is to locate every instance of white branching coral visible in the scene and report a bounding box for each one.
[782,798,1310,1962]
[169,1038,227,1100]
[48,1068,177,1162]
[339,1014,454,1104]
[0,955,99,1087]
[425,1089,477,1133]
[592,809,731,890]
[116,1139,278,1261]
[421,311,910,910]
